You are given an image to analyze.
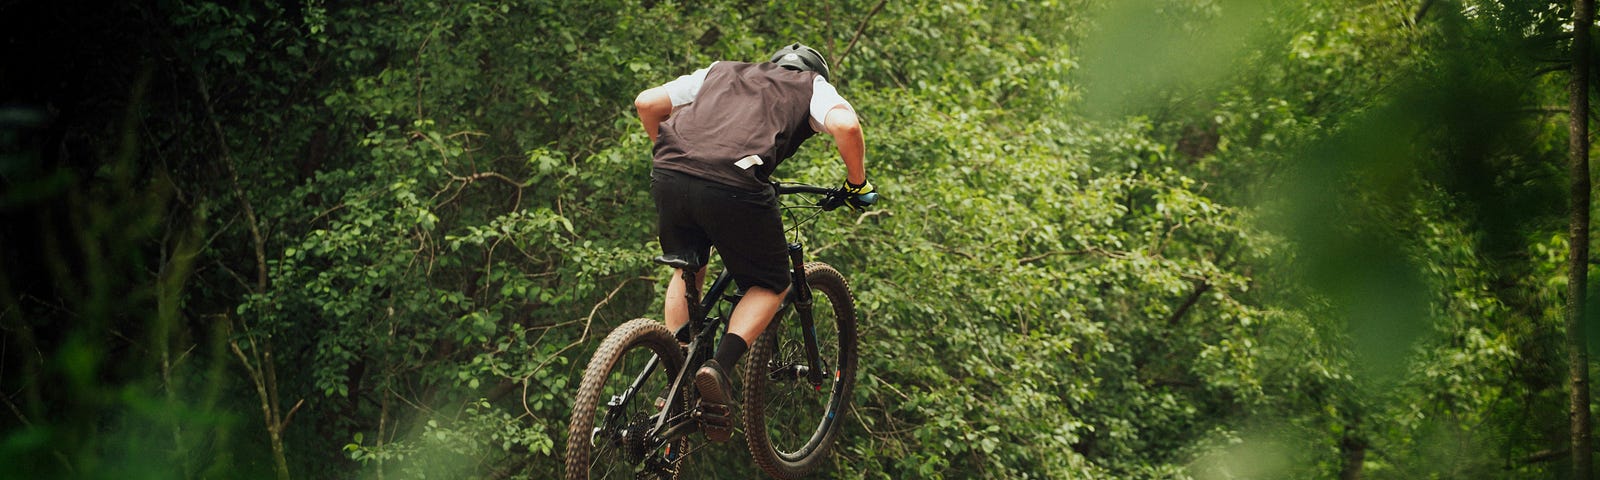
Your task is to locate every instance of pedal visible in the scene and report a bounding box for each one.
[694,401,733,426]
[694,401,734,442]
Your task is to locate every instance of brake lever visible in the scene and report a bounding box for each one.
[815,188,880,212]
[816,189,849,211]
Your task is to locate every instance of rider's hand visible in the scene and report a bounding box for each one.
[844,179,874,196]
[844,179,877,210]
[821,178,877,211]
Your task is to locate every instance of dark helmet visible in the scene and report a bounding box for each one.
[768,43,830,80]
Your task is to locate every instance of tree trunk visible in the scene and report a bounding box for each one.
[1339,432,1366,480]
[1568,0,1594,477]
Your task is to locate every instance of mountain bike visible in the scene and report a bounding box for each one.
[564,182,877,479]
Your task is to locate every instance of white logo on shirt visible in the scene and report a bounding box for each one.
[735,155,764,170]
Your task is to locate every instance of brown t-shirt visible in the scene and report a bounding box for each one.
[652,62,819,192]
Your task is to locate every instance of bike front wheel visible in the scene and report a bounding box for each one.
[565,318,687,480]
[742,262,859,478]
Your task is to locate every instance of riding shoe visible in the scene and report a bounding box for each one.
[695,360,735,442]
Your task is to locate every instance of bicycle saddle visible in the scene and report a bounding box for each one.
[653,253,703,271]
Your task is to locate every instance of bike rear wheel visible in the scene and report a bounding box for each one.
[565,318,687,480]
[741,262,859,478]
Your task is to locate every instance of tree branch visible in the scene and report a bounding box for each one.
[452,171,525,188]
[192,69,268,294]
[278,398,305,431]
[1527,448,1568,464]
[521,276,652,418]
[1018,249,1090,265]
[1166,280,1212,327]
[1,389,30,427]
[1514,446,1600,465]
[1018,247,1133,265]
[1521,106,1570,115]
[854,209,891,225]
[1536,63,1573,78]
[934,243,978,260]
[1412,0,1436,26]
[837,0,889,68]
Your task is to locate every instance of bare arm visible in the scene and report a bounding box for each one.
[823,106,866,185]
[635,87,673,143]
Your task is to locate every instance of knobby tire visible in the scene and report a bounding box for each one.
[564,318,687,480]
[742,262,859,478]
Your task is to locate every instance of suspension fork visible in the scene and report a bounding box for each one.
[788,242,826,390]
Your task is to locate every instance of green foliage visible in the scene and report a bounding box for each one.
[6,0,1598,478]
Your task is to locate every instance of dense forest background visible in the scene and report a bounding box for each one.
[4,0,1600,478]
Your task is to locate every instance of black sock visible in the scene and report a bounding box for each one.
[713,333,748,369]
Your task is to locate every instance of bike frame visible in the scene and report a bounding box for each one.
[606,208,829,457]
[574,180,873,478]
[591,181,864,475]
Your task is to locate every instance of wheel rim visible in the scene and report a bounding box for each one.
[759,288,846,459]
[587,342,682,478]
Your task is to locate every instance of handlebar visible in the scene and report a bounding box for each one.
[774,183,880,210]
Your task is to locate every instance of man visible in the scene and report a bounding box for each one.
[633,43,872,442]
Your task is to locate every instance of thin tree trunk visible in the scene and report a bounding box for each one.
[1338,408,1366,480]
[1339,433,1366,480]
[1568,0,1594,477]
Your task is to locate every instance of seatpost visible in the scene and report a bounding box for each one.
[678,268,703,344]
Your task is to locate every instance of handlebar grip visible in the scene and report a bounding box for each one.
[857,192,879,205]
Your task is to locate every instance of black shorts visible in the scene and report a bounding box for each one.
[650,168,792,292]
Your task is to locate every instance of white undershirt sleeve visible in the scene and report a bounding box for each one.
[809,76,853,134]
[661,62,717,108]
